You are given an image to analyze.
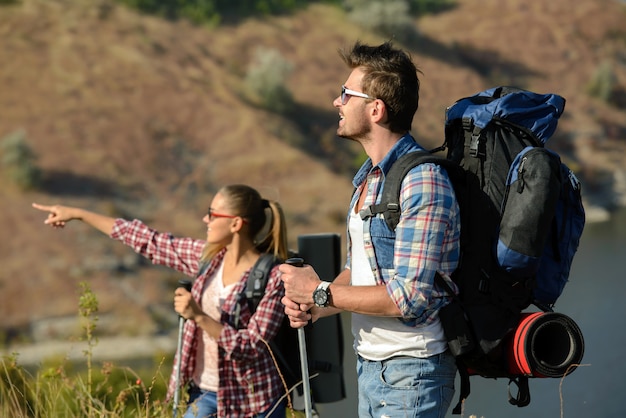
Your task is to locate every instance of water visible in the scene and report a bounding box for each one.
[316,209,626,418]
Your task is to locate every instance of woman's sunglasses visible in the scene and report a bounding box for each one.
[207,208,247,223]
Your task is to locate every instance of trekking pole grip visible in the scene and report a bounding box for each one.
[285,257,304,268]
[178,279,192,292]
[176,280,193,318]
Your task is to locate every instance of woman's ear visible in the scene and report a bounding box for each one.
[230,217,246,233]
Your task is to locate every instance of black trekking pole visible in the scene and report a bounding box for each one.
[173,279,192,418]
[285,258,313,418]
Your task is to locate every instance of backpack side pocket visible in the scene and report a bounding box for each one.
[533,162,585,306]
[496,147,561,277]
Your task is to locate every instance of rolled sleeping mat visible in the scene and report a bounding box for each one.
[508,312,584,378]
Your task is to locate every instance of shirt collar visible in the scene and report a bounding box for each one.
[352,133,425,187]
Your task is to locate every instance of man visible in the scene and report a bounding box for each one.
[279,41,461,418]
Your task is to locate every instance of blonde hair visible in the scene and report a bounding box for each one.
[201,184,289,262]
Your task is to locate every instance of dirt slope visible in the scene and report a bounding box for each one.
[1,0,625,342]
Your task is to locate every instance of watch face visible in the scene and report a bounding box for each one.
[314,289,328,306]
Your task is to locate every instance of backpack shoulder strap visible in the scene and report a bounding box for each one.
[452,362,471,414]
[245,253,280,313]
[360,151,459,231]
[508,376,531,408]
[196,261,211,279]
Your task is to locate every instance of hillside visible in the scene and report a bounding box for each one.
[1,0,625,347]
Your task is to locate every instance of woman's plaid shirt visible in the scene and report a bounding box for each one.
[111,219,287,417]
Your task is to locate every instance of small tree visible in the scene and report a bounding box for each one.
[0,129,41,191]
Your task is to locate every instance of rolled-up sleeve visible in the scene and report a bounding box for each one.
[386,163,460,323]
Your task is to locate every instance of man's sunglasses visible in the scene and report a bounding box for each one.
[341,85,373,105]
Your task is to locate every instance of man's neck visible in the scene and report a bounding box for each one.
[362,131,406,166]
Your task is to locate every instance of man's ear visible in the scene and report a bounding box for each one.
[370,99,388,124]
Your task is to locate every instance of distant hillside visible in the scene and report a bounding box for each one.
[1,0,625,343]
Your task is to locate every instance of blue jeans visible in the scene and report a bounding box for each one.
[183,385,286,418]
[357,352,456,418]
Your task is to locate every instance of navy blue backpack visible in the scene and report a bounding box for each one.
[443,86,585,312]
[362,86,585,412]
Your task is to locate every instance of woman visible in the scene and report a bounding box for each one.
[32,184,290,417]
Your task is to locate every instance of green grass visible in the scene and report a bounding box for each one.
[1,354,171,418]
[1,281,173,418]
[0,281,306,417]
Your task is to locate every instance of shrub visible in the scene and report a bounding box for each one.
[586,60,617,103]
[114,0,316,25]
[406,0,456,15]
[342,0,456,40]
[0,129,41,191]
[244,47,295,114]
[344,0,415,40]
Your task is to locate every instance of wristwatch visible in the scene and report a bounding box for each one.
[313,281,332,308]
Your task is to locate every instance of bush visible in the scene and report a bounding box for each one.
[586,60,618,103]
[343,0,456,39]
[0,129,41,191]
[114,0,316,25]
[244,47,294,114]
[406,0,456,15]
[115,0,221,25]
[344,0,415,40]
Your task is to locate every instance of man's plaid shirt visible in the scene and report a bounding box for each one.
[347,134,461,327]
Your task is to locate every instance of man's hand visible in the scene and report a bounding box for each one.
[278,263,320,305]
[282,295,315,328]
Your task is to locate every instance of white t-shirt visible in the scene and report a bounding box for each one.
[349,209,447,361]
[192,262,236,390]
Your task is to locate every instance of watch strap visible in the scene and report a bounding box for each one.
[317,281,331,292]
